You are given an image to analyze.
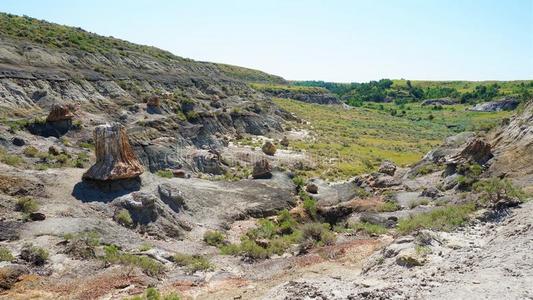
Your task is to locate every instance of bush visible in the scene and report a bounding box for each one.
[352,222,387,235]
[15,197,39,214]
[276,209,297,234]
[300,191,317,220]
[23,146,39,157]
[172,253,213,273]
[156,169,173,178]
[203,230,225,247]
[115,209,133,227]
[0,148,23,166]
[63,231,100,259]
[20,243,49,265]
[126,287,181,300]
[301,222,336,245]
[397,202,476,234]
[473,178,526,205]
[103,245,165,276]
[378,201,400,212]
[0,246,14,262]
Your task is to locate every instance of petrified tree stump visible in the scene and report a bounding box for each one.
[83,124,144,181]
[46,104,74,122]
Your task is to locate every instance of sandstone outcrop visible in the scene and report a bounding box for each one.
[82,124,144,181]
[379,160,397,176]
[46,104,74,122]
[470,97,519,112]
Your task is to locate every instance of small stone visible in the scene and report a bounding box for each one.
[261,141,276,156]
[280,136,289,147]
[306,183,318,194]
[12,137,25,147]
[252,159,272,179]
[378,160,397,176]
[48,146,60,156]
[29,212,46,221]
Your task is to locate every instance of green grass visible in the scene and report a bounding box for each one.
[172,253,213,273]
[351,222,388,235]
[155,169,173,178]
[397,202,476,234]
[103,245,164,276]
[0,246,14,262]
[378,201,401,212]
[274,98,511,180]
[250,83,328,94]
[115,209,133,227]
[15,196,39,214]
[203,230,225,247]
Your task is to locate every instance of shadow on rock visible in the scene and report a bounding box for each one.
[71,178,141,203]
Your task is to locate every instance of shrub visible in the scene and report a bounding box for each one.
[63,231,100,259]
[0,151,23,166]
[276,209,297,234]
[247,219,276,240]
[185,111,199,120]
[23,146,39,157]
[15,197,39,214]
[378,201,400,212]
[352,222,387,235]
[20,243,49,265]
[355,187,371,198]
[301,222,336,245]
[300,191,317,220]
[203,230,225,247]
[0,246,14,262]
[397,202,476,234]
[172,253,213,273]
[473,178,526,205]
[292,176,305,190]
[156,169,173,178]
[115,209,133,227]
[126,288,181,300]
[103,245,164,276]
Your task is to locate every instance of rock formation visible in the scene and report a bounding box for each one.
[146,95,161,114]
[280,136,290,147]
[378,160,397,176]
[470,97,519,112]
[262,141,277,156]
[82,124,144,181]
[252,158,272,179]
[46,104,74,122]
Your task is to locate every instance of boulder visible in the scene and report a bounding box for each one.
[29,212,46,221]
[252,159,272,179]
[470,97,519,112]
[48,145,60,156]
[420,187,442,199]
[111,191,190,238]
[11,137,25,147]
[46,104,74,122]
[158,183,187,213]
[447,138,493,166]
[83,124,144,181]
[192,150,227,175]
[0,265,29,290]
[421,97,457,106]
[280,136,289,147]
[261,141,277,156]
[146,95,161,114]
[378,160,397,176]
[306,183,318,194]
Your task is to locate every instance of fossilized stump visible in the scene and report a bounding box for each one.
[46,104,74,122]
[83,124,144,181]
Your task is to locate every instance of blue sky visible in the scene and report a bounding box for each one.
[1,0,532,82]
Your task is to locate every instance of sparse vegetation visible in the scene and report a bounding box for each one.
[20,243,49,265]
[397,202,476,234]
[172,253,213,273]
[473,178,527,205]
[155,169,173,178]
[115,209,133,227]
[126,287,181,300]
[203,230,225,247]
[103,245,165,276]
[15,196,39,214]
[351,222,388,235]
[0,246,14,262]
[22,146,39,157]
[378,201,400,212]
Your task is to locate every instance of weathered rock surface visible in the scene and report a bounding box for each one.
[83,124,144,181]
[378,160,397,176]
[421,97,458,106]
[470,97,520,112]
[46,104,74,122]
